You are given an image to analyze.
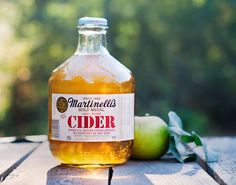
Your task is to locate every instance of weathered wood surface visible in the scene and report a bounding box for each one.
[111,159,217,185]
[0,143,39,182]
[200,137,236,185]
[0,142,217,185]
[1,136,236,185]
[1,142,58,185]
[0,135,47,144]
[47,165,110,185]
[1,142,110,185]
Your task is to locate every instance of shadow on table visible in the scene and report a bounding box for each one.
[46,165,110,185]
[46,156,200,185]
[111,156,200,185]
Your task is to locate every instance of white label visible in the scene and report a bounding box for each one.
[51,93,134,142]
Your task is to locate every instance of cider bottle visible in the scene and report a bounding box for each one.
[48,17,135,166]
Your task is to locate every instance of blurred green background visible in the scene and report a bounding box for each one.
[0,0,235,136]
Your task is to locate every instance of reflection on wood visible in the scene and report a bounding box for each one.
[47,165,109,185]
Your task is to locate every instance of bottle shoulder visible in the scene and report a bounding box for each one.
[49,53,134,84]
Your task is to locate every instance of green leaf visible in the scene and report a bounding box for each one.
[168,126,190,137]
[190,132,218,162]
[168,111,183,128]
[169,136,197,163]
[167,111,219,163]
[201,139,219,163]
[191,132,203,146]
[181,135,195,143]
[169,136,184,163]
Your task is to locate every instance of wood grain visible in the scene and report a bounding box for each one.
[47,165,110,185]
[0,143,39,182]
[2,136,235,185]
[111,157,218,185]
[0,135,47,144]
[197,137,236,185]
[2,142,109,185]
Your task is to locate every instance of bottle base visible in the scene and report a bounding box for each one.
[49,139,133,167]
[62,163,113,169]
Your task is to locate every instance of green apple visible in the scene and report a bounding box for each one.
[132,115,170,160]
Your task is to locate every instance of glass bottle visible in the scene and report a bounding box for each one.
[48,17,135,166]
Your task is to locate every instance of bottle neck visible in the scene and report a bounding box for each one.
[75,28,108,54]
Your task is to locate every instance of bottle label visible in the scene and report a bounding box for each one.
[51,93,134,142]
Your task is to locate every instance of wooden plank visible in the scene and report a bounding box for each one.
[0,135,47,144]
[4,136,232,185]
[47,165,111,185]
[2,142,110,185]
[196,137,236,185]
[111,157,218,185]
[0,143,39,182]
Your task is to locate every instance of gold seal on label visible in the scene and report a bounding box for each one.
[56,97,68,113]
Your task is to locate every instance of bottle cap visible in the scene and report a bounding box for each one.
[78,17,108,27]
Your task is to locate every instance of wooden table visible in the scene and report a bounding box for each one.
[0,136,235,185]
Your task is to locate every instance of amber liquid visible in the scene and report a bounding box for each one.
[48,54,135,165]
